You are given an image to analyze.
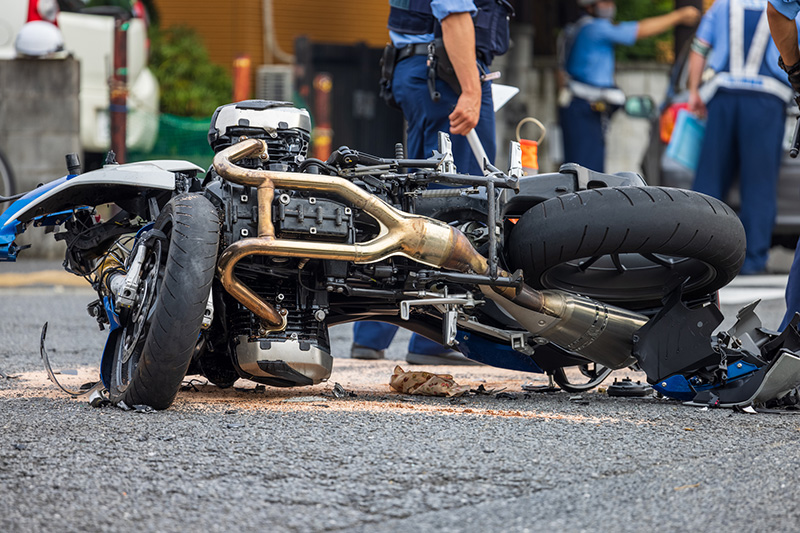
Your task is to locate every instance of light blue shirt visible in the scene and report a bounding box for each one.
[389,0,477,47]
[565,18,639,88]
[769,0,800,19]
[697,0,793,83]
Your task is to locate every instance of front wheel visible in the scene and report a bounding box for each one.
[108,193,220,409]
[507,187,745,310]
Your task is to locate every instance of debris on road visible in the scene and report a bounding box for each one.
[40,321,103,398]
[0,369,19,379]
[390,366,470,397]
[332,382,357,398]
[88,388,110,408]
[607,377,653,398]
[471,384,506,395]
[569,395,590,405]
[521,380,559,393]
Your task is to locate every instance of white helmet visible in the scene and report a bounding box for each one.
[15,21,65,58]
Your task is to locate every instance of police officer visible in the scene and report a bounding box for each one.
[688,0,798,277]
[352,0,511,364]
[559,0,700,172]
[765,0,800,329]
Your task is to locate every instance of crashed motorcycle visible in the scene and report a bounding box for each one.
[2,99,799,410]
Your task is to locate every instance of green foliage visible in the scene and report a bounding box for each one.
[615,0,676,62]
[148,26,232,117]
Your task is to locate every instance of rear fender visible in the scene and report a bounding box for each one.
[499,163,647,218]
[0,160,202,261]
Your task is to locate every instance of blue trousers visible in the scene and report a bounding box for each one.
[354,54,496,355]
[781,238,800,330]
[559,96,612,173]
[693,89,784,274]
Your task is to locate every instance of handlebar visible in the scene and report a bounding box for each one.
[791,115,800,159]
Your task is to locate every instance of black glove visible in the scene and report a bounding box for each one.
[779,55,800,95]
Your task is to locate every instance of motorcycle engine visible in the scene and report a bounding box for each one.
[204,100,341,388]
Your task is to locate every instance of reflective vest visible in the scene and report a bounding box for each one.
[700,0,793,103]
[387,0,512,65]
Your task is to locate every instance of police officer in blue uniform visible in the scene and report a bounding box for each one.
[559,0,700,172]
[689,0,799,277]
[352,0,511,364]
[765,0,800,329]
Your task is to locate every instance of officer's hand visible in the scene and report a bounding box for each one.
[678,6,701,26]
[688,90,706,119]
[449,90,481,136]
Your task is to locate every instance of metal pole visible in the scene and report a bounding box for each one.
[111,18,128,164]
[312,73,333,161]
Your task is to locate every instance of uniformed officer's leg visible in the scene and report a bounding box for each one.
[693,92,738,201]
[365,55,478,364]
[351,56,425,359]
[780,236,800,330]
[736,93,784,275]
[353,321,399,353]
[559,97,604,172]
[393,55,431,161]
[780,237,800,330]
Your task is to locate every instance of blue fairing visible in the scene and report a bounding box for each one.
[652,360,760,401]
[0,175,72,261]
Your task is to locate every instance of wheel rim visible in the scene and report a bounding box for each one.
[114,240,162,393]
[539,253,717,304]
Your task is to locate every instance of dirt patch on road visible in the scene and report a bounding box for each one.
[1,360,636,426]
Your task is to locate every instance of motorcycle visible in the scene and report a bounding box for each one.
[2,99,800,410]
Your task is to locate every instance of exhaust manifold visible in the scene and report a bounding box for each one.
[213,139,647,368]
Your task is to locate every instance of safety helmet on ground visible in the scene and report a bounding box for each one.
[15,21,65,58]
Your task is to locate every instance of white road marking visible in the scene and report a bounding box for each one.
[718,274,788,305]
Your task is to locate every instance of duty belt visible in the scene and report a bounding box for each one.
[396,42,431,63]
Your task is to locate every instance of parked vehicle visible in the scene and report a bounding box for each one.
[640,41,800,248]
[2,100,799,410]
[0,0,158,161]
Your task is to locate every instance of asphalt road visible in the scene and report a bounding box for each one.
[2,261,800,532]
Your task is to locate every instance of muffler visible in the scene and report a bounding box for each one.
[483,287,647,369]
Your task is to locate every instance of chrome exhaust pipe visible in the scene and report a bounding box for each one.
[213,139,648,367]
[482,287,647,369]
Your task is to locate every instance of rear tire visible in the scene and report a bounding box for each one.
[507,187,745,309]
[108,193,220,409]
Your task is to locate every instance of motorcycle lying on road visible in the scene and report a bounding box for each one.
[2,100,800,410]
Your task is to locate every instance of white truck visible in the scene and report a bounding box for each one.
[0,0,159,156]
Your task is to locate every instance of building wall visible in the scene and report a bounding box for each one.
[152,0,390,71]
[274,1,390,55]
[153,0,267,70]
[0,58,81,258]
